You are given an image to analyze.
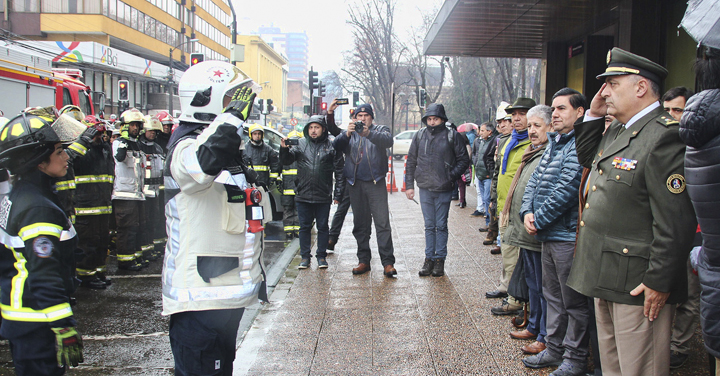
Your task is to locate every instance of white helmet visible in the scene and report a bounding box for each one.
[495,101,511,121]
[178,61,258,124]
[143,115,163,132]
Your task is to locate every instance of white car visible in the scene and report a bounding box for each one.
[391,130,417,159]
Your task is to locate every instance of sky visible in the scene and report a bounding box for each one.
[233,0,444,73]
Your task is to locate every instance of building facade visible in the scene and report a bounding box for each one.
[257,27,308,85]
[1,0,232,115]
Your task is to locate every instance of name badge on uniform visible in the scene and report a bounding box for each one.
[612,157,637,171]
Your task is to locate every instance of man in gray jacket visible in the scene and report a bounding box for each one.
[470,122,494,226]
[405,103,470,277]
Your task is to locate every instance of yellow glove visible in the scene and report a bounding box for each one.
[51,327,84,368]
[222,86,257,121]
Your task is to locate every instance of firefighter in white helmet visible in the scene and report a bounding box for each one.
[163,61,270,375]
[112,108,146,271]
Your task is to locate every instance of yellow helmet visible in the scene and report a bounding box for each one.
[59,105,86,122]
[143,115,163,132]
[119,108,145,126]
[287,130,303,138]
[248,124,264,137]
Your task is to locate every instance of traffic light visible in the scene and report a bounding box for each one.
[190,53,204,66]
[309,70,319,90]
[313,97,322,114]
[321,102,327,111]
[118,80,129,101]
[352,91,359,107]
[318,81,326,97]
[419,88,427,108]
[266,99,274,113]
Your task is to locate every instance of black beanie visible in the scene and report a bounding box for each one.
[355,104,374,119]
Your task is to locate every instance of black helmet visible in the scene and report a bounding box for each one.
[0,111,84,175]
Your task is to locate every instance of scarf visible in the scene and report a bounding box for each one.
[501,143,546,227]
[501,129,529,175]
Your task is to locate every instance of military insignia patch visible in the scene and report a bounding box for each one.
[612,157,637,170]
[666,174,686,194]
[33,236,54,258]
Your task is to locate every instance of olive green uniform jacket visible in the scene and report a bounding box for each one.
[567,106,697,306]
[503,143,546,252]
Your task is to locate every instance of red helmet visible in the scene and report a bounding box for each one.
[83,115,107,132]
[155,110,174,125]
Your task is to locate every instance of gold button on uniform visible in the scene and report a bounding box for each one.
[585,203,589,209]
[599,169,603,175]
[623,248,629,254]
[592,186,597,191]
[580,221,585,227]
[616,175,620,180]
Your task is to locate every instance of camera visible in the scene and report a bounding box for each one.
[286,138,299,146]
[354,121,365,134]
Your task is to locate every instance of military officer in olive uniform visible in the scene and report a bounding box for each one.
[567,48,697,376]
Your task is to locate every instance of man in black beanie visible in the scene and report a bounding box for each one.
[333,104,397,277]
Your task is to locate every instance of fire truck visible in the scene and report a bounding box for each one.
[0,45,104,117]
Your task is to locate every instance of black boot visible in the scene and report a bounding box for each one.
[419,258,435,277]
[432,259,445,277]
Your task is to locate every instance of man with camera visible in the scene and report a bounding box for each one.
[280,115,344,269]
[333,104,397,277]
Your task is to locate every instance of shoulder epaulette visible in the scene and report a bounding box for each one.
[658,115,679,127]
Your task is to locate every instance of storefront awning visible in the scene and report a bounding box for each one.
[423,0,598,58]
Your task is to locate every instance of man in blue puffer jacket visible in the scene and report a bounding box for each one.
[520,88,588,376]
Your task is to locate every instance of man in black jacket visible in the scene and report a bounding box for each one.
[405,104,470,277]
[333,104,397,277]
[281,116,344,269]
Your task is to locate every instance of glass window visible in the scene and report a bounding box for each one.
[108,0,116,20]
[78,90,92,116]
[146,17,155,38]
[62,88,73,107]
[130,7,137,29]
[137,11,144,32]
[84,0,101,13]
[121,2,131,26]
[156,22,165,43]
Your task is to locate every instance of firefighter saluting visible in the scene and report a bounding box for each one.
[162,61,271,374]
[0,111,87,375]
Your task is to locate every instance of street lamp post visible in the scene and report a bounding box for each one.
[168,38,199,115]
[404,99,410,131]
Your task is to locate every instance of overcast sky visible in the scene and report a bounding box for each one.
[234,0,444,73]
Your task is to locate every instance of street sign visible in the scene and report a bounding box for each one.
[290,118,298,126]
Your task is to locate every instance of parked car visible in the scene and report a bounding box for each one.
[391,130,418,159]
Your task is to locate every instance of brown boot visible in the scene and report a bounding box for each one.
[483,229,498,245]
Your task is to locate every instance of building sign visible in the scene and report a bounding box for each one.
[9,41,181,82]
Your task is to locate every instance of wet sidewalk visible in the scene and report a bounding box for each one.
[234,164,710,376]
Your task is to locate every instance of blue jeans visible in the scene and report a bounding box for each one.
[475,177,491,225]
[419,188,452,260]
[296,201,331,259]
[523,248,547,343]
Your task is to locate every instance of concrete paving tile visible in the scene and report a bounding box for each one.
[245,350,314,374]
[309,351,372,373]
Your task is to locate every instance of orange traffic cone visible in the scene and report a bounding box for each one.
[386,156,398,192]
[400,155,407,192]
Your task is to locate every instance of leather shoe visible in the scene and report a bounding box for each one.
[485,290,508,299]
[522,349,562,369]
[483,230,497,245]
[510,329,537,340]
[478,226,488,232]
[521,341,546,354]
[352,263,371,275]
[490,246,501,255]
[383,264,397,277]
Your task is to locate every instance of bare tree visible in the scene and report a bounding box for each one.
[340,0,407,125]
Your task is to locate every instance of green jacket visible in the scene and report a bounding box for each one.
[567,106,697,306]
[497,137,531,213]
[503,143,546,252]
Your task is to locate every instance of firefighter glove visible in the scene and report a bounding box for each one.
[79,127,99,144]
[223,86,256,121]
[51,327,84,368]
